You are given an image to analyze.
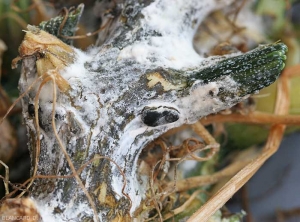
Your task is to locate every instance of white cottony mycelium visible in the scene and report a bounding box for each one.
[119,0,236,69]
[22,0,260,220]
[111,0,240,214]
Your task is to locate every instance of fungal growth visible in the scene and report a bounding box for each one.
[13,0,287,221]
[141,106,180,127]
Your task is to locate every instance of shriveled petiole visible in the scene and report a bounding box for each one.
[12,25,75,92]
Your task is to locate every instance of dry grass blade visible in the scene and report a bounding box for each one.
[188,122,220,161]
[0,76,43,124]
[16,74,54,198]
[0,161,10,195]
[164,157,255,193]
[59,7,113,40]
[48,74,99,222]
[163,190,203,221]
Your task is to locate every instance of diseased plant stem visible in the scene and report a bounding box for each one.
[16,0,288,221]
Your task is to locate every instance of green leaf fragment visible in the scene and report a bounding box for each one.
[38,4,84,45]
[190,43,288,98]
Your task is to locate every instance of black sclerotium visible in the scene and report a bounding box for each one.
[28,104,35,117]
[142,106,180,127]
